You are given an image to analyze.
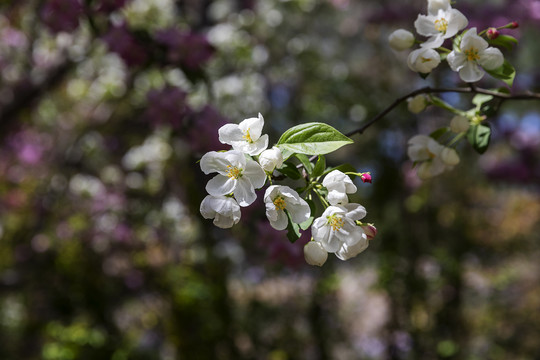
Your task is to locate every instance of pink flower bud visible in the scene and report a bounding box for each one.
[362,224,377,240]
[487,28,499,40]
[360,173,372,183]
[510,21,519,29]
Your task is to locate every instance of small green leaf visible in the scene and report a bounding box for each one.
[467,123,491,154]
[285,210,301,243]
[312,156,326,178]
[430,127,449,140]
[485,60,516,87]
[299,199,316,231]
[488,35,518,51]
[277,122,353,155]
[295,153,314,174]
[453,31,465,52]
[278,162,301,180]
[472,93,494,109]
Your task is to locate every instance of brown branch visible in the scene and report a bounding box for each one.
[346,86,540,137]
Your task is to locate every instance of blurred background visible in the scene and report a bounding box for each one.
[0,0,539,359]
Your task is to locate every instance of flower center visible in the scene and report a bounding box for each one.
[226,165,242,179]
[434,18,448,33]
[420,57,433,63]
[464,47,480,61]
[273,196,286,211]
[242,129,253,143]
[327,214,344,231]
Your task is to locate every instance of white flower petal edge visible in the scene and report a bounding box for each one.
[200,150,265,207]
[218,113,269,155]
[336,234,369,261]
[312,204,366,254]
[407,47,441,74]
[264,185,310,230]
[322,170,357,205]
[407,135,459,179]
[447,28,504,83]
[200,195,241,229]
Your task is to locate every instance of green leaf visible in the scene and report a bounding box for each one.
[429,127,449,140]
[277,122,353,155]
[295,153,314,174]
[285,210,302,243]
[453,31,465,52]
[277,162,301,180]
[467,123,491,154]
[485,60,516,87]
[312,156,326,178]
[488,35,518,51]
[472,93,494,109]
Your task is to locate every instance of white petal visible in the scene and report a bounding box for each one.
[414,14,437,37]
[459,61,485,83]
[343,203,367,221]
[243,158,266,188]
[288,201,311,224]
[269,210,288,230]
[447,51,466,71]
[200,195,241,229]
[428,0,450,15]
[206,175,236,196]
[233,179,256,207]
[479,47,504,70]
[238,115,264,140]
[420,34,445,49]
[218,124,243,145]
[264,185,279,203]
[460,28,488,52]
[335,236,369,261]
[327,189,349,206]
[445,9,468,38]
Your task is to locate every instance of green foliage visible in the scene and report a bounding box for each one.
[277,123,353,156]
[485,60,516,87]
[488,35,518,50]
[467,123,492,154]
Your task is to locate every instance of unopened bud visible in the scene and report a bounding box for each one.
[407,95,428,114]
[510,21,519,29]
[440,147,460,166]
[258,147,284,172]
[450,115,470,133]
[361,224,377,240]
[388,29,415,51]
[304,241,328,267]
[487,28,499,40]
[360,172,372,183]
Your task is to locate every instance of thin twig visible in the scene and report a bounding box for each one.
[346,86,540,137]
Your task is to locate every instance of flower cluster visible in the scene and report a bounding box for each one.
[199,115,376,266]
[388,0,520,180]
[389,0,507,83]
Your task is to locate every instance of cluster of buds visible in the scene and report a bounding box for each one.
[199,115,376,266]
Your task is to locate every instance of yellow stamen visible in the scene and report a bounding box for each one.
[242,129,253,143]
[420,57,432,63]
[226,165,242,179]
[327,214,345,231]
[273,196,286,211]
[434,18,448,33]
[464,48,480,61]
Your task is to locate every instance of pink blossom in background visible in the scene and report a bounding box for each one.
[154,28,215,70]
[40,0,83,34]
[257,221,309,269]
[187,105,230,154]
[102,24,148,67]
[145,86,191,129]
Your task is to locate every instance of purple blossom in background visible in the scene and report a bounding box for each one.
[7,130,49,165]
[102,24,148,67]
[1,27,27,49]
[95,0,129,13]
[256,221,307,268]
[187,105,229,153]
[145,86,191,129]
[154,28,215,70]
[40,0,83,34]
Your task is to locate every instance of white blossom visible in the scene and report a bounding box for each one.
[312,204,366,253]
[218,113,269,155]
[407,94,428,113]
[450,115,470,133]
[407,47,441,74]
[200,150,266,207]
[428,0,451,15]
[304,241,328,266]
[264,185,310,230]
[447,28,504,83]
[414,7,468,49]
[407,135,459,179]
[258,146,284,172]
[336,234,369,261]
[322,170,357,205]
[388,29,415,51]
[200,195,241,229]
